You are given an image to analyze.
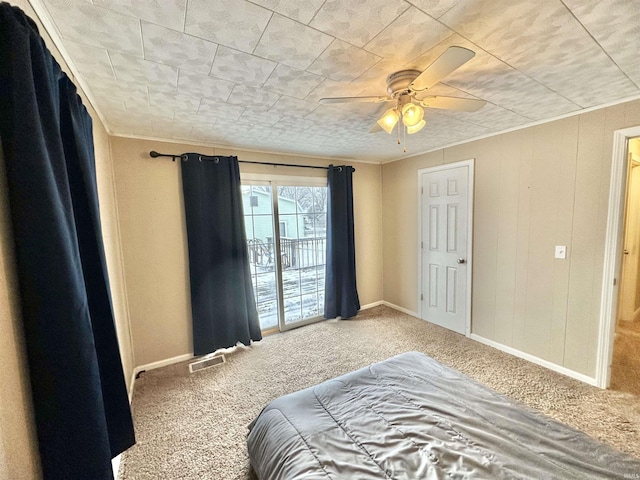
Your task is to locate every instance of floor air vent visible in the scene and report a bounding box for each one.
[189,354,225,373]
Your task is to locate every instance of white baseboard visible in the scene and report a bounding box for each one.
[360,300,384,310]
[382,301,419,318]
[128,353,194,405]
[112,455,121,480]
[469,334,598,387]
[132,353,194,381]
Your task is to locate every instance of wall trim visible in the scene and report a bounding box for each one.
[126,304,386,398]
[469,334,598,386]
[132,353,194,381]
[382,301,418,318]
[361,300,384,310]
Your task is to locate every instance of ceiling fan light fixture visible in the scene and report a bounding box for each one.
[377,108,399,134]
[401,103,424,127]
[407,119,426,135]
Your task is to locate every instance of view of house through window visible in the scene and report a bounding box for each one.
[242,179,327,331]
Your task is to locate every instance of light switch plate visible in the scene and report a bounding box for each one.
[555,245,567,259]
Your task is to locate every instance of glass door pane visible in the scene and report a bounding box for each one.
[277,185,327,328]
[242,184,280,331]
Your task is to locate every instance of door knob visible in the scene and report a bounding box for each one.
[624,249,629,255]
[457,258,466,264]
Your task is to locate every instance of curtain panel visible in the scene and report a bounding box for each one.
[324,165,360,319]
[181,154,262,356]
[0,4,135,479]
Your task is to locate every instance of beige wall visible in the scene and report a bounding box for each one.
[382,99,640,378]
[0,145,41,480]
[110,137,383,367]
[0,1,135,477]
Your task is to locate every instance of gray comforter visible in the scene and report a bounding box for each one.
[247,351,640,479]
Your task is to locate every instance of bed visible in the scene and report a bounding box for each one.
[247,351,640,479]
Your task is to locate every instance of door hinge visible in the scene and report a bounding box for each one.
[421,186,424,194]
[421,241,423,249]
[421,294,424,301]
[613,278,617,286]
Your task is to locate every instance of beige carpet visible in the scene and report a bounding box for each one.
[119,306,640,479]
[611,321,640,396]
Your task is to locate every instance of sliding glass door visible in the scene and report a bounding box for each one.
[242,177,327,332]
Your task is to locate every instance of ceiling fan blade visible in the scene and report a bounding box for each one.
[409,46,475,92]
[319,96,392,104]
[420,96,486,112]
[369,123,383,133]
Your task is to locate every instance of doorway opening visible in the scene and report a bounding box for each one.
[610,137,640,395]
[242,176,327,333]
[598,126,640,390]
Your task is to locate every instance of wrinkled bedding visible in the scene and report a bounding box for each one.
[247,351,640,479]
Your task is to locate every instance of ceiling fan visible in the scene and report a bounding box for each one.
[319,46,486,138]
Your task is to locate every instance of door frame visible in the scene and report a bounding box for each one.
[417,159,475,336]
[598,126,640,388]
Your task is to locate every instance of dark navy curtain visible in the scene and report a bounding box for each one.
[181,154,262,356]
[324,165,360,319]
[0,4,135,479]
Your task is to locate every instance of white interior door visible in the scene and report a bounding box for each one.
[420,163,472,335]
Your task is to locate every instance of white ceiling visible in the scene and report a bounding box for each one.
[33,0,640,162]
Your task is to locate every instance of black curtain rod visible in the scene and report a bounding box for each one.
[149,150,336,170]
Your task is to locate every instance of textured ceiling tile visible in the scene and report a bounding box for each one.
[209,46,277,86]
[248,0,325,24]
[174,112,220,127]
[305,104,369,123]
[439,103,530,131]
[440,0,638,107]
[444,54,580,119]
[184,0,272,54]
[307,39,380,82]
[227,85,281,110]
[43,0,143,56]
[148,88,201,113]
[239,110,283,126]
[253,14,334,70]
[263,64,324,99]
[141,22,218,75]
[349,59,408,94]
[564,0,640,87]
[364,7,454,64]
[199,99,247,120]
[310,0,410,48]
[272,116,320,133]
[305,79,366,103]
[110,53,179,87]
[125,102,175,121]
[92,0,187,31]
[405,0,462,19]
[178,70,234,102]
[268,96,319,118]
[82,74,149,104]
[62,40,115,80]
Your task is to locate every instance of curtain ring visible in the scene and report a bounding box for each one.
[338,166,343,172]
[214,157,220,164]
[180,154,188,162]
[198,155,203,162]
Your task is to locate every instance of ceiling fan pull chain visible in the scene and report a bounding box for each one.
[403,123,407,153]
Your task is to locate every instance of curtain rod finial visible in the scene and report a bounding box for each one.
[149,150,159,158]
